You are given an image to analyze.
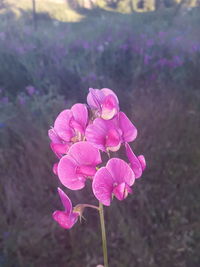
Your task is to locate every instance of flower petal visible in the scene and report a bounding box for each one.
[105,128,121,149]
[53,162,58,175]
[101,94,118,120]
[58,155,86,190]
[92,167,114,206]
[125,143,143,179]
[68,141,102,166]
[51,142,71,158]
[138,155,146,171]
[54,110,74,141]
[113,182,132,201]
[101,88,119,103]
[57,187,72,214]
[87,88,104,109]
[85,118,107,151]
[71,103,88,132]
[48,128,62,143]
[86,118,121,152]
[77,165,97,177]
[119,112,137,142]
[106,158,135,186]
[52,211,78,229]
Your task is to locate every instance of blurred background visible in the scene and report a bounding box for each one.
[0,0,200,266]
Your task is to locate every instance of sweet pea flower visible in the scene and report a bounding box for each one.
[58,141,101,190]
[54,103,88,142]
[48,128,71,158]
[87,88,119,120]
[48,103,88,157]
[125,143,146,179]
[85,112,137,152]
[92,158,135,206]
[53,188,79,229]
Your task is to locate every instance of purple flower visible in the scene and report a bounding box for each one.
[92,158,135,206]
[86,112,137,152]
[125,143,146,179]
[87,88,119,120]
[53,188,80,229]
[57,142,102,190]
[26,86,35,96]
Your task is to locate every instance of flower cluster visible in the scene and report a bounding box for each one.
[49,88,146,229]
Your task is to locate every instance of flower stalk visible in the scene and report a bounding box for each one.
[99,202,109,267]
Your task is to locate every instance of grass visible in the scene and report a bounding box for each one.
[0,3,200,267]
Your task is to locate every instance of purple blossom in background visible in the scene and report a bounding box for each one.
[146,39,154,47]
[190,43,200,54]
[18,95,26,105]
[120,43,129,51]
[26,85,35,96]
[0,97,9,104]
[97,44,104,52]
[150,73,157,81]
[15,46,26,55]
[172,56,184,67]
[0,122,6,129]
[144,54,152,65]
[171,36,183,44]
[82,41,90,50]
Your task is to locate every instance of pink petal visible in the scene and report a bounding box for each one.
[101,88,119,103]
[58,155,86,190]
[87,88,104,109]
[92,167,114,206]
[48,128,62,143]
[52,210,78,229]
[119,112,137,142]
[76,165,97,177]
[70,119,83,136]
[68,141,102,166]
[105,128,121,150]
[125,143,143,179]
[57,187,72,214]
[138,155,146,171]
[54,110,74,141]
[71,103,88,132]
[85,118,107,151]
[106,158,135,186]
[113,182,132,201]
[53,163,58,175]
[101,94,118,120]
[86,118,121,152]
[51,142,71,158]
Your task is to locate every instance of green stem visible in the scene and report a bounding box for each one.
[99,202,109,267]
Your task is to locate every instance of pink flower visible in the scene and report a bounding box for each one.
[85,112,137,152]
[57,141,102,190]
[54,103,88,142]
[53,188,79,229]
[48,103,88,157]
[92,158,135,206]
[48,128,71,158]
[87,88,119,120]
[125,143,146,179]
